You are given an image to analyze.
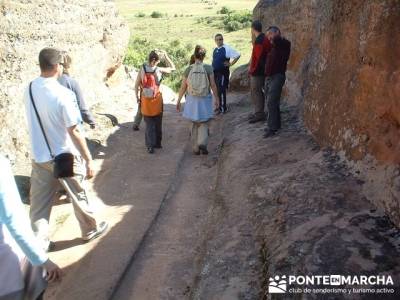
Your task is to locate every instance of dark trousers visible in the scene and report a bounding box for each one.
[214,69,230,111]
[144,114,162,148]
[265,73,286,131]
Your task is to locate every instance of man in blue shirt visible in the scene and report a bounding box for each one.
[212,34,241,114]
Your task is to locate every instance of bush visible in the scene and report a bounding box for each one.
[150,11,163,18]
[123,37,194,92]
[222,10,252,32]
[196,16,220,26]
[224,20,241,32]
[123,37,152,67]
[136,12,146,17]
[196,17,204,24]
[218,6,232,14]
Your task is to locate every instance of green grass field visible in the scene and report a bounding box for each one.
[115,0,257,68]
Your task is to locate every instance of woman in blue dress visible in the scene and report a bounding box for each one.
[176,46,220,155]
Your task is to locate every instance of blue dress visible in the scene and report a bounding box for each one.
[183,93,214,122]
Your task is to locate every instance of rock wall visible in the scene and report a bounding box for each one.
[229,64,250,92]
[254,0,400,225]
[0,0,129,172]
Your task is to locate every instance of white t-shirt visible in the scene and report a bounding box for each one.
[219,44,241,59]
[24,77,82,163]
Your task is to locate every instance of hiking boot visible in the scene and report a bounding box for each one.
[263,129,277,138]
[147,147,154,154]
[199,145,209,155]
[249,116,266,124]
[132,124,139,131]
[83,222,108,242]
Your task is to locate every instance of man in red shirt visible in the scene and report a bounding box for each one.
[263,26,291,137]
[248,20,272,124]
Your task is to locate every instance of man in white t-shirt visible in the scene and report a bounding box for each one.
[24,48,107,250]
[212,34,241,114]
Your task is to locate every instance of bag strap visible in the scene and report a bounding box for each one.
[29,82,54,159]
[197,64,211,85]
[143,64,156,74]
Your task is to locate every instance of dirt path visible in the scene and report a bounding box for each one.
[44,89,400,300]
[112,92,400,300]
[44,86,190,300]
[111,117,224,299]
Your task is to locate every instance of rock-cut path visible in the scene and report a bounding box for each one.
[45,90,400,300]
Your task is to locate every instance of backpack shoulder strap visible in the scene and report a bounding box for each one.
[157,67,164,84]
[29,82,54,158]
[140,64,149,85]
[205,66,211,84]
[201,64,211,85]
[143,64,157,74]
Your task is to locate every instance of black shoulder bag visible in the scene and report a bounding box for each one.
[29,82,75,178]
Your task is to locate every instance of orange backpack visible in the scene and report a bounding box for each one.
[140,64,163,117]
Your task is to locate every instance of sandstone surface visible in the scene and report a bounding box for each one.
[254,0,400,226]
[0,0,129,173]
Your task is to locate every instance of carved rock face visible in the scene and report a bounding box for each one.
[254,0,400,226]
[254,0,400,164]
[0,0,129,169]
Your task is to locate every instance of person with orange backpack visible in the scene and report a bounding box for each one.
[134,50,175,153]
